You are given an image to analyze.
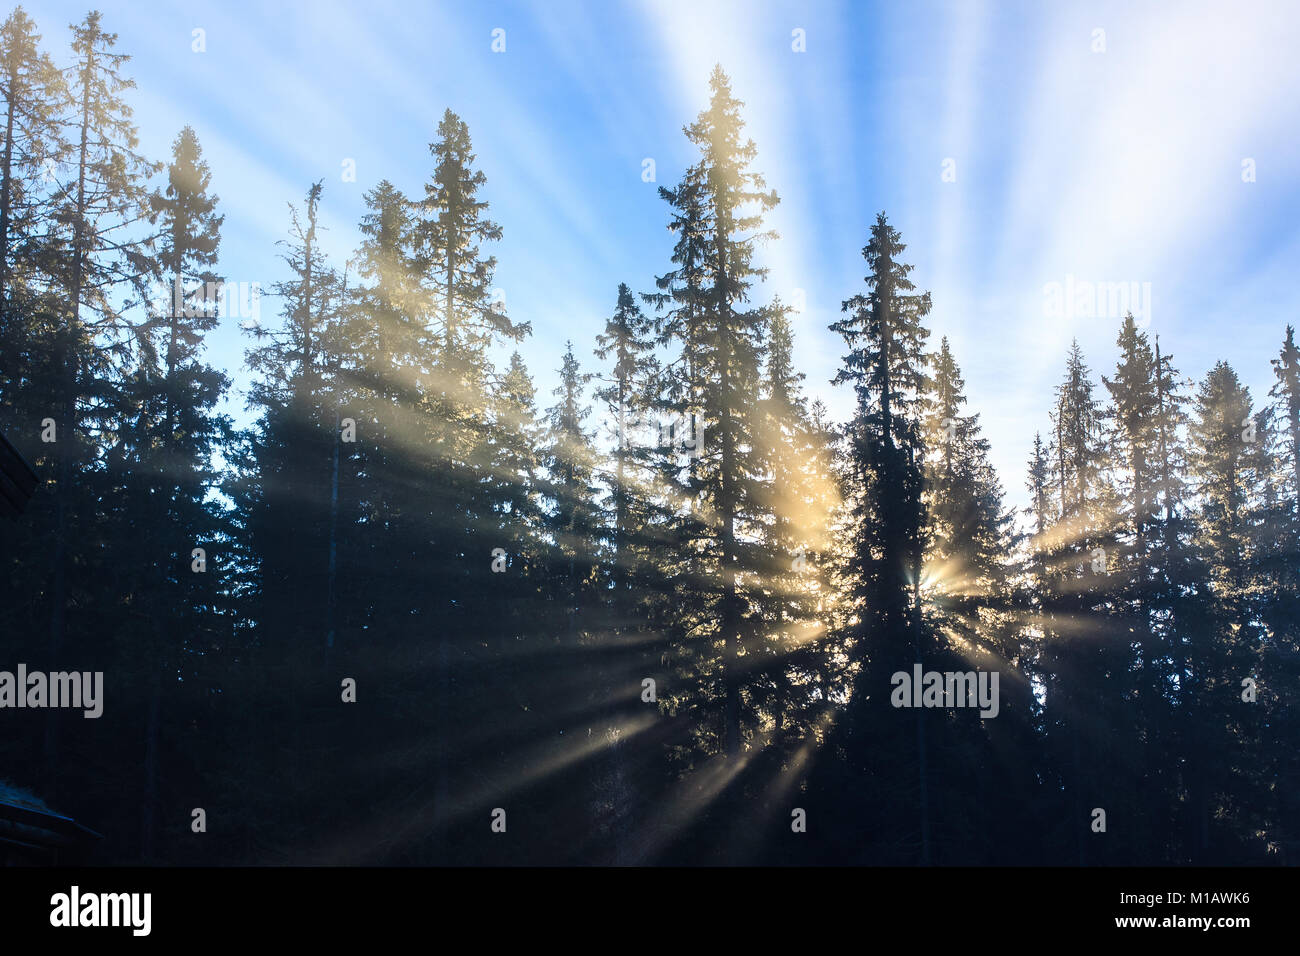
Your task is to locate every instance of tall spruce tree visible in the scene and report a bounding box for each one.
[120,125,228,859]
[649,65,780,764]
[0,6,63,336]
[41,10,158,801]
[594,283,656,606]
[1270,326,1300,512]
[0,6,66,720]
[240,181,350,855]
[1185,361,1271,859]
[752,307,837,756]
[818,212,932,864]
[920,337,1036,861]
[591,282,663,863]
[1035,340,1119,864]
[407,110,530,858]
[1263,326,1300,859]
[1099,315,1171,860]
[541,342,601,647]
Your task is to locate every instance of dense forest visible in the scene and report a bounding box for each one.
[1,8,1296,865]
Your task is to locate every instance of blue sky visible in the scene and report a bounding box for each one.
[19,0,1300,510]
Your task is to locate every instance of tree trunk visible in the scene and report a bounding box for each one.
[326,411,340,649]
[141,653,161,860]
[0,62,17,316]
[44,38,95,797]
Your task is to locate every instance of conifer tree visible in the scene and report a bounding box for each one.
[591,283,663,863]
[481,351,548,782]
[346,178,422,644]
[121,125,228,859]
[0,6,63,333]
[0,8,66,711]
[1189,364,1264,640]
[406,112,530,854]
[414,108,529,408]
[541,342,601,646]
[1183,361,1273,859]
[1270,325,1300,511]
[1037,340,1119,863]
[918,336,1036,862]
[594,283,656,605]
[41,11,158,798]
[239,182,350,854]
[923,336,1013,621]
[752,307,836,756]
[650,66,780,761]
[820,211,933,863]
[1263,325,1300,860]
[1027,432,1053,537]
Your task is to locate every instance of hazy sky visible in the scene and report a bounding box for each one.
[20,0,1300,510]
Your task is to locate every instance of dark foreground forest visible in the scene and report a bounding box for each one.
[1,8,1297,866]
